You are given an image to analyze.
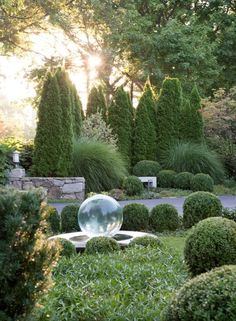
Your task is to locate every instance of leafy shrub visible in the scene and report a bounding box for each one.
[0,189,59,321]
[162,265,236,321]
[122,176,144,196]
[30,246,186,321]
[0,144,13,184]
[122,203,149,231]
[129,236,162,248]
[158,170,176,188]
[149,204,180,232]
[57,238,77,258]
[183,191,222,229]
[222,207,236,222]
[85,236,120,254]
[45,205,60,234]
[184,217,236,276]
[71,139,127,192]
[174,172,194,190]
[133,160,161,176]
[61,204,81,233]
[160,142,225,183]
[190,173,214,192]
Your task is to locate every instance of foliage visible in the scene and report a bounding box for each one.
[45,205,60,235]
[55,68,73,176]
[162,265,236,321]
[86,86,107,120]
[156,78,183,157]
[71,139,127,193]
[29,245,186,321]
[150,204,180,232]
[0,143,13,184]
[85,236,120,255]
[141,79,157,130]
[60,204,80,233]
[81,111,118,149]
[122,203,149,231]
[183,191,222,229]
[158,170,176,188]
[129,236,162,248]
[132,88,157,164]
[190,173,214,192]
[133,160,161,177]
[222,207,236,223]
[174,172,194,190]
[161,141,225,183]
[57,238,77,258]
[108,86,133,164]
[184,217,236,276]
[122,176,144,196]
[70,84,83,138]
[0,189,59,321]
[32,72,63,176]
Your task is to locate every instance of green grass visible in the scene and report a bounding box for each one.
[160,236,186,257]
[30,244,187,321]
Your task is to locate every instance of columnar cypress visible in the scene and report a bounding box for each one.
[70,84,83,138]
[189,84,204,144]
[156,78,183,157]
[108,86,132,164]
[142,79,157,130]
[55,69,73,176]
[132,93,157,165]
[86,85,107,121]
[33,72,62,176]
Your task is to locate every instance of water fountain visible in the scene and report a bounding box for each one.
[50,194,158,250]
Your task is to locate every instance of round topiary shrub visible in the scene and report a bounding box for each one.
[85,236,120,254]
[122,176,144,196]
[183,191,222,229]
[149,204,180,232]
[46,205,60,234]
[133,160,161,177]
[184,217,236,276]
[157,170,176,188]
[122,203,149,231]
[174,172,194,190]
[190,173,214,192]
[129,236,162,248]
[162,265,236,321]
[57,238,77,258]
[61,204,81,233]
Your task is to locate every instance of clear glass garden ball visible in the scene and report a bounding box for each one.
[78,194,123,237]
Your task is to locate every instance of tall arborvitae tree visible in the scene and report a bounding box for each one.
[108,86,133,164]
[86,85,107,121]
[33,73,62,176]
[70,84,83,138]
[142,79,157,130]
[189,84,204,143]
[132,93,157,165]
[156,78,183,157]
[55,69,73,176]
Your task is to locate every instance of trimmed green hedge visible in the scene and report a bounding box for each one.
[158,170,176,188]
[190,173,214,192]
[133,160,161,176]
[122,176,144,196]
[174,172,194,190]
[122,203,149,231]
[85,236,120,254]
[150,204,180,232]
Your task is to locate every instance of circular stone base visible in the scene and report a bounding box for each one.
[49,231,158,250]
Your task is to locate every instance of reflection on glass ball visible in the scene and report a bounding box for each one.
[78,194,123,237]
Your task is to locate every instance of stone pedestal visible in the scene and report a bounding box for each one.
[8,168,25,178]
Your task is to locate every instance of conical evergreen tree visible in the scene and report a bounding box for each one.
[142,79,157,130]
[132,94,157,165]
[156,78,183,157]
[179,98,192,141]
[33,73,62,176]
[108,86,133,164]
[86,85,107,120]
[70,84,83,138]
[189,84,204,143]
[55,68,73,176]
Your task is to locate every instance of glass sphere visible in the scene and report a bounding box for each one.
[78,194,123,237]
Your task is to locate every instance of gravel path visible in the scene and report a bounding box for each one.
[50,195,236,215]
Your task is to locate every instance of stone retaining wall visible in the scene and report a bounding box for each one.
[8,177,85,200]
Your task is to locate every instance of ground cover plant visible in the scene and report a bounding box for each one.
[30,245,187,321]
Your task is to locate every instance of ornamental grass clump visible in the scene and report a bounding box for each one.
[149,204,180,232]
[183,191,222,229]
[122,203,149,231]
[162,265,236,321]
[184,217,236,276]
